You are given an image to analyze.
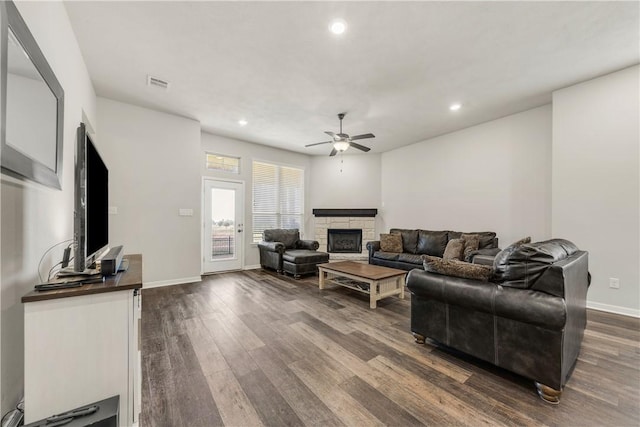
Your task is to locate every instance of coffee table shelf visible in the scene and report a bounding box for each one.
[317,261,406,309]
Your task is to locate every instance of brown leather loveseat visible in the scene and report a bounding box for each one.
[407,238,589,403]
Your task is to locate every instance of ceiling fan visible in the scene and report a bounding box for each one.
[305,113,375,156]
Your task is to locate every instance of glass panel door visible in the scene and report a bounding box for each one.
[203,179,244,273]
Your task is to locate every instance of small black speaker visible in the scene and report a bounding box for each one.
[100,245,124,276]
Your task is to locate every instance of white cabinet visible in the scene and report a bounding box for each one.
[23,255,142,426]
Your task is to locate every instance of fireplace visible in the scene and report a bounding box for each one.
[327,229,362,253]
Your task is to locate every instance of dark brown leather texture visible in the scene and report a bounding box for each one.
[407,239,589,391]
[416,230,449,256]
[368,229,499,271]
[259,229,327,277]
[493,238,580,288]
[390,228,419,254]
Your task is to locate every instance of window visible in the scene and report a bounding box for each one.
[206,153,240,174]
[252,161,304,243]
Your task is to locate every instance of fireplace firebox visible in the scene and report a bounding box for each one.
[327,229,362,253]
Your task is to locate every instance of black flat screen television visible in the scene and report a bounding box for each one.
[73,122,109,272]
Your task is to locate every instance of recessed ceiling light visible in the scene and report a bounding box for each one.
[329,19,347,35]
[238,119,248,126]
[449,103,462,111]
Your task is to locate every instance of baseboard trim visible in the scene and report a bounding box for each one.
[144,276,202,289]
[587,301,640,318]
[243,264,261,270]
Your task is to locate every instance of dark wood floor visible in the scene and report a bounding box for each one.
[140,269,640,427]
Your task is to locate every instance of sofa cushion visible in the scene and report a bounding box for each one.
[459,234,480,262]
[263,229,300,249]
[397,253,424,265]
[373,251,400,261]
[416,230,448,256]
[461,232,497,249]
[423,256,492,281]
[380,233,403,253]
[282,250,329,264]
[443,238,465,261]
[390,228,419,254]
[493,238,578,288]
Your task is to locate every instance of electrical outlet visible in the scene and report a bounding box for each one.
[609,278,620,289]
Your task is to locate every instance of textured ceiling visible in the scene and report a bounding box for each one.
[64,1,639,155]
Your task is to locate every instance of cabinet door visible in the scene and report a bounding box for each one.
[24,291,130,425]
[130,289,142,425]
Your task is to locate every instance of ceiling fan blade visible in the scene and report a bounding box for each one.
[325,131,337,139]
[349,142,371,152]
[350,133,375,141]
[329,148,338,157]
[305,141,333,147]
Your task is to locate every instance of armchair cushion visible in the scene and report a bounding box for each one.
[263,228,300,249]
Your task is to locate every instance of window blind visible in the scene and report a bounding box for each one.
[252,161,304,243]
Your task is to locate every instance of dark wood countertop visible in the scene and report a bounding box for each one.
[22,254,143,303]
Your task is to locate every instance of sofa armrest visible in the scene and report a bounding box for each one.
[466,247,501,263]
[366,241,381,252]
[366,241,381,263]
[258,241,285,253]
[297,239,320,250]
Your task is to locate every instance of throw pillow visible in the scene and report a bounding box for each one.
[380,233,403,253]
[442,238,465,261]
[460,234,480,262]
[423,256,492,281]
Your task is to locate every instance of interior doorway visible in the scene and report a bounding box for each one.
[202,179,244,273]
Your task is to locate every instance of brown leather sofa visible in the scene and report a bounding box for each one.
[407,239,589,403]
[258,229,329,278]
[366,228,500,271]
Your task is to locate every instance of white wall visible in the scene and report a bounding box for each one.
[201,132,311,268]
[380,105,552,246]
[97,98,202,286]
[309,153,383,237]
[0,1,96,413]
[552,65,639,316]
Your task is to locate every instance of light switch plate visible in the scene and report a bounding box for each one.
[179,208,194,216]
[108,206,118,215]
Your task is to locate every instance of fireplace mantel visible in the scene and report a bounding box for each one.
[312,208,377,217]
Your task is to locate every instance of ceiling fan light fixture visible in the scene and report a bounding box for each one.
[329,19,347,35]
[334,141,350,152]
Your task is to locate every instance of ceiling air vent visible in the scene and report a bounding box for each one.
[147,75,170,90]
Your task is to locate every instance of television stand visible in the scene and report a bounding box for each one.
[22,254,143,425]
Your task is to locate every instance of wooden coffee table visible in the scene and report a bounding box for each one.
[317,261,406,309]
